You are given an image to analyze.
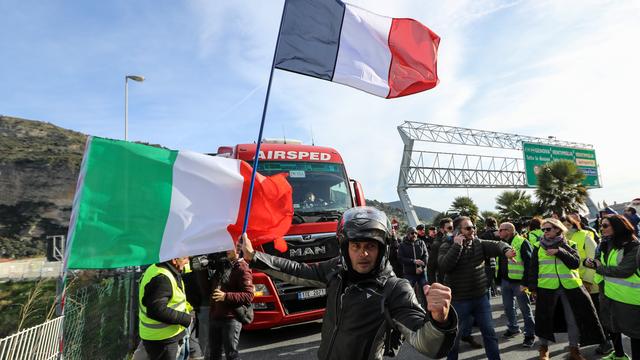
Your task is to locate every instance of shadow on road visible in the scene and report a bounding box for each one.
[239,321,323,359]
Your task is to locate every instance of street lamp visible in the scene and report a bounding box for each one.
[124,75,145,140]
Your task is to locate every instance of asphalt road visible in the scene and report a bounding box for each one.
[238,295,632,360]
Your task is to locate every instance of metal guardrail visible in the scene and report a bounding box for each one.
[0,259,62,281]
[0,316,63,360]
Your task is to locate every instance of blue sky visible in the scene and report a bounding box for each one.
[2,0,639,214]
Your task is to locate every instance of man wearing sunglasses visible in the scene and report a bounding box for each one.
[439,216,516,360]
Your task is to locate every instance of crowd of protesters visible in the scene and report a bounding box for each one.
[137,204,640,360]
[388,205,640,360]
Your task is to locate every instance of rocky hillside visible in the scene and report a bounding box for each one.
[0,116,86,257]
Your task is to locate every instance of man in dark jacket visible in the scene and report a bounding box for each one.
[398,227,429,288]
[624,206,640,236]
[497,222,535,347]
[388,228,403,277]
[139,257,194,360]
[209,249,254,360]
[439,216,516,360]
[428,218,453,286]
[416,224,434,251]
[240,207,458,360]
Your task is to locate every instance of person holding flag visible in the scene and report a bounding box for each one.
[239,207,457,359]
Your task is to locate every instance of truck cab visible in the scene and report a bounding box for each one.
[216,139,365,329]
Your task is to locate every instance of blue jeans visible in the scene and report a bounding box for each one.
[404,273,428,289]
[447,292,500,360]
[460,312,474,338]
[501,279,535,338]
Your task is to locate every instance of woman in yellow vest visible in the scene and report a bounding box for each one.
[586,215,640,360]
[528,218,606,360]
[563,215,614,355]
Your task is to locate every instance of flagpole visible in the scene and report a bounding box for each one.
[240,1,288,238]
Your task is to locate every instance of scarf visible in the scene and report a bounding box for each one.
[540,235,564,249]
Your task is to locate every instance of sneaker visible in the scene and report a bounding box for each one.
[522,336,535,348]
[503,329,522,339]
[602,352,630,360]
[461,335,483,349]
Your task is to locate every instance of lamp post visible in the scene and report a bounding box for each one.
[123,76,144,350]
[124,75,145,140]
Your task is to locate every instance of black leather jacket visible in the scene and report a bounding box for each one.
[251,252,457,359]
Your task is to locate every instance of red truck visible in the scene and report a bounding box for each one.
[216,139,366,329]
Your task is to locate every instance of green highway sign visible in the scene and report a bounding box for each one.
[522,142,600,187]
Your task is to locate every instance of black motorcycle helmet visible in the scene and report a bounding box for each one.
[337,206,391,274]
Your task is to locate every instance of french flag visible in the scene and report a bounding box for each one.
[275,0,440,99]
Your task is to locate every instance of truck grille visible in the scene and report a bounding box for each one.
[262,232,337,314]
[272,278,327,315]
[262,233,339,262]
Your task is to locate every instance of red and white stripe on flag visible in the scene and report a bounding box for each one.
[334,4,440,98]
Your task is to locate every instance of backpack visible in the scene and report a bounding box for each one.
[382,277,405,357]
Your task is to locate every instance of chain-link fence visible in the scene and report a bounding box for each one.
[62,269,141,360]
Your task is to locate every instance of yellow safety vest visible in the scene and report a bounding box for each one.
[600,249,640,306]
[528,229,543,248]
[537,241,583,290]
[568,230,588,262]
[138,264,189,341]
[507,235,526,280]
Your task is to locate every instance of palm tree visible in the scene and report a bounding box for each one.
[495,190,536,219]
[450,196,479,220]
[535,160,588,216]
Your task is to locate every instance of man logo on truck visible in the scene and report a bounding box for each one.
[290,246,327,258]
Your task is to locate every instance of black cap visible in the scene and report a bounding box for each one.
[416,224,425,231]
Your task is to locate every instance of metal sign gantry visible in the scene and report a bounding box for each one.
[397,121,594,227]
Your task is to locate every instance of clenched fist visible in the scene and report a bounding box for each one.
[423,283,452,323]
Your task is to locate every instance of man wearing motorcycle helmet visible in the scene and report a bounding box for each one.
[239,206,458,359]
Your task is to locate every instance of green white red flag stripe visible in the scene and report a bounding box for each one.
[65,137,292,269]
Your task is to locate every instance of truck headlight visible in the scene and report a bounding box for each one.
[254,283,270,297]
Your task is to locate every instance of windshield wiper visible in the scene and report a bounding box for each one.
[301,210,344,221]
[292,212,306,224]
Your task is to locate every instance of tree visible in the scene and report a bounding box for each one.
[431,211,456,227]
[495,190,536,219]
[535,160,588,216]
[449,196,479,221]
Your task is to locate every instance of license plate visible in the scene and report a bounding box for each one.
[297,288,326,300]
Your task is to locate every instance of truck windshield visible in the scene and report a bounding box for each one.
[256,161,352,220]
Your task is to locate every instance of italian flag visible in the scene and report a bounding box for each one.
[65,137,293,269]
